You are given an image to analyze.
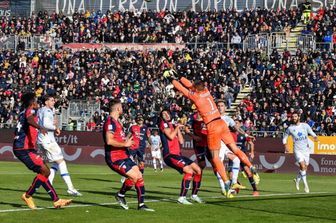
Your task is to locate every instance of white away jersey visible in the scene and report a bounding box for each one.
[221,115,235,127]
[37,106,57,144]
[150,135,161,150]
[282,123,317,152]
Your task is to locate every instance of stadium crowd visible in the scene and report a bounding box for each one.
[0,7,321,44]
[0,8,336,135]
[0,45,336,135]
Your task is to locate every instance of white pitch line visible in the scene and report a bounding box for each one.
[0,192,334,213]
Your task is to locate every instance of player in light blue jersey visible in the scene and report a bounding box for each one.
[283,112,318,193]
[37,95,82,196]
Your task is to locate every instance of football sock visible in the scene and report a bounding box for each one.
[153,159,157,170]
[231,157,240,184]
[26,174,44,196]
[48,163,58,185]
[215,171,226,192]
[248,176,257,191]
[135,178,145,206]
[192,172,202,195]
[59,161,74,190]
[300,170,308,187]
[180,173,192,197]
[119,178,134,196]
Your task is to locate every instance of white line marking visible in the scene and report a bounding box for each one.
[0,192,334,213]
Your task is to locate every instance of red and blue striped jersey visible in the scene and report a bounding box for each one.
[13,108,38,150]
[159,120,181,157]
[103,116,128,162]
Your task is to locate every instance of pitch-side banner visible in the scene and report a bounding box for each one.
[35,0,336,16]
[287,136,336,155]
[1,143,336,175]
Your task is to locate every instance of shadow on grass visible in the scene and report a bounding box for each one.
[79,177,113,183]
[206,194,336,221]
[0,201,24,208]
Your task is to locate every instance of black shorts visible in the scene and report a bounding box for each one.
[194,146,207,163]
[164,154,193,174]
[105,154,137,177]
[128,147,145,163]
[13,149,44,174]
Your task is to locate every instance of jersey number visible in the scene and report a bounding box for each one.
[207,98,215,110]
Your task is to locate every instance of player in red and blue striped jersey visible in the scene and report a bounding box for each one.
[159,109,203,204]
[103,99,154,211]
[13,93,72,209]
[128,114,151,174]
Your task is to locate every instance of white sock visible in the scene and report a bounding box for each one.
[59,160,74,190]
[216,172,226,192]
[160,160,163,169]
[296,172,302,183]
[49,163,58,184]
[231,157,240,184]
[300,170,308,188]
[153,159,157,170]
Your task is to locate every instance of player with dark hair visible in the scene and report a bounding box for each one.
[13,92,72,209]
[159,109,203,204]
[283,111,318,193]
[172,77,259,197]
[127,114,151,174]
[103,99,154,211]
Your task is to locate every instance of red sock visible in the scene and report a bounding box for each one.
[192,172,202,195]
[180,173,192,197]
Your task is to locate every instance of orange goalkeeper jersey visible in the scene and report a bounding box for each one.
[172,77,221,124]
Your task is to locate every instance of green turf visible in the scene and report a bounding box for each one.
[0,161,335,223]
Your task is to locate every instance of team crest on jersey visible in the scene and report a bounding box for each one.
[163,123,169,128]
[108,125,113,130]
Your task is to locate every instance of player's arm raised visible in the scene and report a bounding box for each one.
[162,125,181,141]
[176,125,185,144]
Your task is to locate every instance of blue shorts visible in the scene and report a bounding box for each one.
[13,149,44,174]
[105,153,136,177]
[194,146,207,163]
[128,147,145,163]
[164,154,193,174]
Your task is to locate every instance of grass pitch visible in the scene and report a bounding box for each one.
[0,161,335,223]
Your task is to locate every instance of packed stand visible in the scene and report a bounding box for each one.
[0,8,301,44]
[232,48,336,136]
[1,46,336,135]
[0,47,248,130]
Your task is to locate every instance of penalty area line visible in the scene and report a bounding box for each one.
[0,191,334,213]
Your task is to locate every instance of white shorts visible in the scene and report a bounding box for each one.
[151,149,162,159]
[219,141,234,161]
[38,142,64,162]
[294,150,310,165]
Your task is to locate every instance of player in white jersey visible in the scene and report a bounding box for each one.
[283,112,318,193]
[149,129,163,172]
[216,100,259,196]
[37,95,82,196]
